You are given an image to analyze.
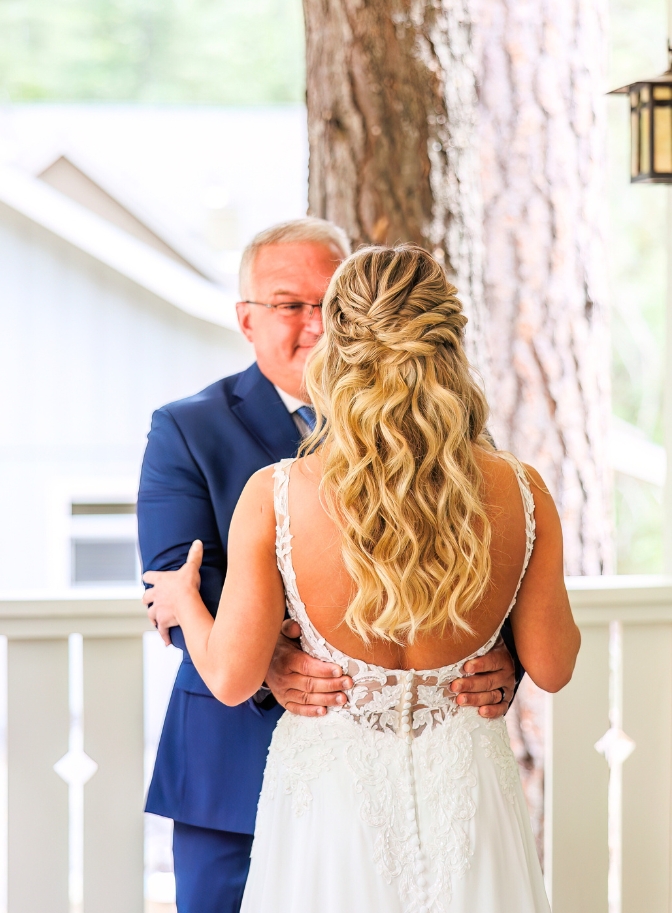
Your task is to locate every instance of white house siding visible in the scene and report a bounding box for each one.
[0,201,253,590]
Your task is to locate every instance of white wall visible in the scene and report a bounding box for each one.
[0,202,253,589]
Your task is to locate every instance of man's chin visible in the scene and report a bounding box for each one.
[294,347,315,364]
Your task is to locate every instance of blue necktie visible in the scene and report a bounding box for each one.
[296,405,317,434]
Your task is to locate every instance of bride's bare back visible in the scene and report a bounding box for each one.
[287,447,536,672]
[168,442,577,707]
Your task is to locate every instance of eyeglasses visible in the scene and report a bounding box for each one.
[241,300,323,321]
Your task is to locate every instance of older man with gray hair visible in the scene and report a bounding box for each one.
[139,217,519,913]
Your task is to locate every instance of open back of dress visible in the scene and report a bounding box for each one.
[240,457,550,913]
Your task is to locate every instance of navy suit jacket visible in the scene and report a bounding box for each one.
[139,361,523,834]
[139,363,299,833]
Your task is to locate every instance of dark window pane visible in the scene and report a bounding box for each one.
[71,503,136,515]
[72,540,138,584]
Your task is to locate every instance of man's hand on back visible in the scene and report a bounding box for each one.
[265,620,353,717]
[450,637,516,718]
[268,624,516,718]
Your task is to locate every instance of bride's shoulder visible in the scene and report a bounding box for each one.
[235,465,277,520]
[473,447,519,490]
[246,463,278,489]
[480,453,562,549]
[239,455,320,505]
[475,447,546,489]
[474,449,557,523]
[290,452,323,485]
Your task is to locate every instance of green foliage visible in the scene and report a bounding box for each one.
[615,476,664,574]
[0,0,306,103]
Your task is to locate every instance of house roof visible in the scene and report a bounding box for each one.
[35,151,224,283]
[0,164,240,333]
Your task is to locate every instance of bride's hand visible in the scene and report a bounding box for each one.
[142,540,203,645]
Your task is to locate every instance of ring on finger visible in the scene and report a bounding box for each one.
[497,687,506,703]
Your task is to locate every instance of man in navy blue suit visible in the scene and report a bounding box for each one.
[138,218,519,913]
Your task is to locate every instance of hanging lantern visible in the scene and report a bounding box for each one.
[611,46,672,183]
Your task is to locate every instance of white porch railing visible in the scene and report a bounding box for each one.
[0,577,671,913]
[0,589,149,913]
[547,576,672,913]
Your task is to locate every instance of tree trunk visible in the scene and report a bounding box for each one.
[477,0,612,575]
[304,0,612,575]
[302,0,486,358]
[304,0,612,852]
[475,0,611,854]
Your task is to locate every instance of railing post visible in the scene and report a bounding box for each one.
[545,623,610,913]
[621,619,672,910]
[82,636,145,913]
[7,638,70,913]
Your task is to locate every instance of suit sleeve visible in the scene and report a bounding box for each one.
[500,617,525,696]
[137,408,225,618]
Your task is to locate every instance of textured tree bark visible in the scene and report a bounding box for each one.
[302,0,485,357]
[304,0,612,851]
[477,0,612,575]
[304,0,612,576]
[304,0,612,577]
[475,0,612,852]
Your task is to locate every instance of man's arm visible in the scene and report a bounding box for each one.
[142,471,354,707]
[138,408,354,711]
[138,408,225,639]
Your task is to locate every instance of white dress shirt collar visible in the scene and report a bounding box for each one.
[273,385,310,414]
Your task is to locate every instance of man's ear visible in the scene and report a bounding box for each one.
[236,302,255,343]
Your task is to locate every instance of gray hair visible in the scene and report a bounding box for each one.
[239,217,352,298]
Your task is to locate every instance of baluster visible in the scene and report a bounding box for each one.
[621,619,672,911]
[82,636,144,913]
[8,638,69,913]
[546,623,610,913]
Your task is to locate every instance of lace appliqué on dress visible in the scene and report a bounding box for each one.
[264,708,484,913]
[263,713,334,817]
[480,718,519,806]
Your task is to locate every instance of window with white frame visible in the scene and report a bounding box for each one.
[70,502,139,585]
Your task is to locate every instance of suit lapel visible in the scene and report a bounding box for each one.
[230,363,302,461]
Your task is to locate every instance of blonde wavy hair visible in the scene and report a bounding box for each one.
[302,244,493,645]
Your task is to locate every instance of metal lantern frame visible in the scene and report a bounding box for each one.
[611,55,672,184]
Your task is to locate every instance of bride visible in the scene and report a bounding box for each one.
[144,244,580,912]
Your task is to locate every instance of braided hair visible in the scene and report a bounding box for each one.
[302,244,493,645]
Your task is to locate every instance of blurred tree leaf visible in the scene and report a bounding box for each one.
[0,0,305,103]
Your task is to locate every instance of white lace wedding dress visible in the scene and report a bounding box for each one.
[240,458,550,913]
